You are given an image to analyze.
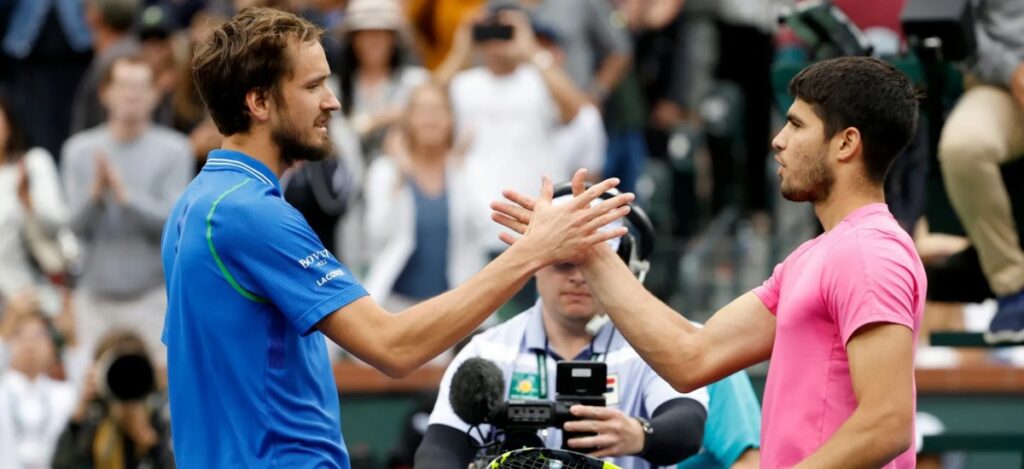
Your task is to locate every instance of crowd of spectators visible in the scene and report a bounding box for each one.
[1,0,1022,467]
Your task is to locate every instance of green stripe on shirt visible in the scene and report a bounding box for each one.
[206,179,268,303]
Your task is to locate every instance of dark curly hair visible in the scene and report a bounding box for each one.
[789,56,920,184]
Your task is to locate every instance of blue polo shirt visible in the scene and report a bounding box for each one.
[161,150,368,468]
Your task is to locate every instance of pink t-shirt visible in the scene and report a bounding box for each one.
[752,203,926,468]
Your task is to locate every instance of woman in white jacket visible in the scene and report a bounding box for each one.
[363,83,488,311]
[0,97,70,307]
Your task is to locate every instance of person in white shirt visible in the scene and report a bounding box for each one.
[0,311,76,469]
[0,97,70,308]
[440,6,589,252]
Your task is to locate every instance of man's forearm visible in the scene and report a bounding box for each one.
[590,54,631,104]
[578,244,707,391]
[534,57,588,123]
[795,406,912,469]
[385,241,543,373]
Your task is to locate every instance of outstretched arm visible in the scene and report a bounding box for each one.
[318,171,634,377]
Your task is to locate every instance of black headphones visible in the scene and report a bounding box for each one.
[552,182,655,283]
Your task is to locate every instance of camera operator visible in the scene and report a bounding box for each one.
[937,0,1024,341]
[52,330,173,469]
[415,206,708,469]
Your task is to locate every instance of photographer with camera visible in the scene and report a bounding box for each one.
[415,194,708,469]
[435,3,589,255]
[52,330,173,469]
[937,0,1024,342]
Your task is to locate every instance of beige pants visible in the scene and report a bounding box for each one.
[73,287,168,366]
[939,85,1024,296]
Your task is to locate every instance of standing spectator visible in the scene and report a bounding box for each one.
[171,9,228,172]
[0,0,93,158]
[502,0,632,102]
[0,311,77,469]
[444,6,587,252]
[336,0,429,160]
[363,83,488,311]
[938,0,1024,342]
[137,4,181,129]
[0,96,70,304]
[503,0,636,190]
[70,0,142,135]
[538,26,607,181]
[61,55,192,365]
[712,0,777,216]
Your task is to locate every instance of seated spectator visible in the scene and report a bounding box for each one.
[61,55,192,366]
[363,83,488,311]
[0,310,77,469]
[52,330,173,469]
[0,95,71,306]
[937,0,1024,342]
[335,0,429,160]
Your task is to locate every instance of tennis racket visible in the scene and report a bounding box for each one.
[486,447,622,469]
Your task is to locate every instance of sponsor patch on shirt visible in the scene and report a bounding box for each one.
[605,373,620,406]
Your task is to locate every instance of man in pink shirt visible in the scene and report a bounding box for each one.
[492,56,925,467]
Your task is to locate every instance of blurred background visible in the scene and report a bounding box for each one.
[1,0,1023,467]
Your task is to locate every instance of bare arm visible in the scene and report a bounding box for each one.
[503,11,586,124]
[432,10,480,87]
[794,323,915,468]
[731,448,760,469]
[589,53,631,105]
[578,244,775,392]
[586,0,633,104]
[319,172,633,377]
[316,240,540,377]
[490,183,775,392]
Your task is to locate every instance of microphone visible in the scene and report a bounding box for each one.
[449,357,506,426]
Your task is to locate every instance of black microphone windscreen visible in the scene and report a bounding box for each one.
[449,357,505,426]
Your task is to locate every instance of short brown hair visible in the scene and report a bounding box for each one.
[192,7,324,136]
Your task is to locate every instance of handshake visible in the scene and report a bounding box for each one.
[489,168,635,269]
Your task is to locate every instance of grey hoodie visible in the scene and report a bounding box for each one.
[972,0,1024,87]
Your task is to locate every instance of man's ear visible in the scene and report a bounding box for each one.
[835,127,862,163]
[245,88,272,123]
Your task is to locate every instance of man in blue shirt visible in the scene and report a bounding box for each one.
[160,7,633,468]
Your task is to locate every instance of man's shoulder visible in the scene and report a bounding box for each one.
[205,179,292,222]
[829,219,918,267]
[62,127,107,159]
[144,126,192,156]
